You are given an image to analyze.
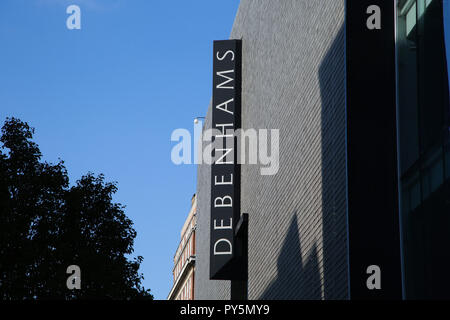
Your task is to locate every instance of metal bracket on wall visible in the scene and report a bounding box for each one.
[235,213,248,238]
[231,213,248,300]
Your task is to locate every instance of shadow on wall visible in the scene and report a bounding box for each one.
[260,214,322,300]
[318,23,348,299]
[260,22,347,300]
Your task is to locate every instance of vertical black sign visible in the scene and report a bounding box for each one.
[210,40,243,280]
[346,1,402,299]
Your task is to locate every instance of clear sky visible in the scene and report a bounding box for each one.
[0,0,240,299]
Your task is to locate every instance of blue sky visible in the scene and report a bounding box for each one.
[0,0,240,299]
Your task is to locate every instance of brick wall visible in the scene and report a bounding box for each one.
[194,104,231,300]
[195,0,348,300]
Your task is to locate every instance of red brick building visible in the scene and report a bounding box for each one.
[167,194,196,300]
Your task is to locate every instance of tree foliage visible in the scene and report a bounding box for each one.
[0,117,152,299]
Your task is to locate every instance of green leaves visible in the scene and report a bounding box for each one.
[0,118,152,300]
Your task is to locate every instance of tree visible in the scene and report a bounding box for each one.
[0,117,152,299]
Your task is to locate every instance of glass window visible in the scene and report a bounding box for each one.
[421,147,443,198]
[406,3,417,36]
[397,0,450,299]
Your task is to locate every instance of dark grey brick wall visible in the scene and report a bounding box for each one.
[195,0,348,300]
[194,105,231,300]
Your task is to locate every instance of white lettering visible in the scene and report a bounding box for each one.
[213,239,232,255]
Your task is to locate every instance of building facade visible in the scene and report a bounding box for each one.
[196,0,347,300]
[397,0,450,299]
[194,0,450,300]
[168,195,197,300]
